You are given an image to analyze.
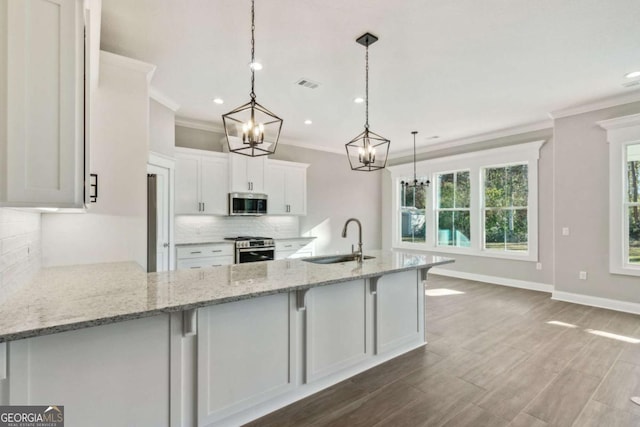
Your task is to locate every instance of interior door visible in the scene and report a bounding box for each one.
[148,164,170,272]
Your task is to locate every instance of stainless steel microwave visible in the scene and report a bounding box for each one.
[228,192,268,216]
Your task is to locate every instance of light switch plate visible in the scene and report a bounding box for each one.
[562,227,570,236]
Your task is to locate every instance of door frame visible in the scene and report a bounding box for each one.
[148,152,175,270]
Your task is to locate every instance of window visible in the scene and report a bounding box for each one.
[436,171,470,247]
[484,164,528,252]
[626,144,640,265]
[389,140,543,261]
[599,114,640,276]
[399,182,428,243]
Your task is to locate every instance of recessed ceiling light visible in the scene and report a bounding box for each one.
[249,61,263,71]
[213,98,224,105]
[304,119,312,125]
[353,97,364,104]
[625,71,640,79]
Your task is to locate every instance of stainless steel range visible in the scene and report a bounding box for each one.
[224,236,275,264]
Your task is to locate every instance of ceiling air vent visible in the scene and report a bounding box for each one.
[296,78,320,89]
[622,80,640,88]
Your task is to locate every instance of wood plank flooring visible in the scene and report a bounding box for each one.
[246,275,640,427]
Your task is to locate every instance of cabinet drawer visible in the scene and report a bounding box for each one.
[177,244,234,259]
[275,240,313,252]
[177,256,234,270]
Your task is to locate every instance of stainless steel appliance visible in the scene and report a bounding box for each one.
[224,236,275,264]
[228,192,268,216]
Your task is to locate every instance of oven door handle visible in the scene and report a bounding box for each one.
[237,247,274,253]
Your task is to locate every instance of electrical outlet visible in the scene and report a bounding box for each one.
[562,227,570,236]
[536,262,542,270]
[579,271,587,280]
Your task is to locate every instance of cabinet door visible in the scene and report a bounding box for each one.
[176,256,233,270]
[229,155,265,193]
[3,0,84,206]
[200,156,228,215]
[266,165,287,214]
[285,166,307,215]
[174,155,200,214]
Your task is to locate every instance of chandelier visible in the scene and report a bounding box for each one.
[222,0,282,157]
[401,131,430,189]
[345,33,390,171]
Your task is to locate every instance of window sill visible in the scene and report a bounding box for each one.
[393,244,538,262]
[610,265,640,277]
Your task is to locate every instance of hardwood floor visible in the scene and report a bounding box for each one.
[246,275,640,427]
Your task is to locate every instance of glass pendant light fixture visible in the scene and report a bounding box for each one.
[401,131,430,189]
[222,0,282,157]
[345,33,390,171]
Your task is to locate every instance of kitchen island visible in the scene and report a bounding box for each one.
[0,251,453,427]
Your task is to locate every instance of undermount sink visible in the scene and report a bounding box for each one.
[302,254,375,264]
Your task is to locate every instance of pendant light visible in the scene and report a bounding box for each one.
[401,131,430,189]
[345,33,390,172]
[222,0,282,157]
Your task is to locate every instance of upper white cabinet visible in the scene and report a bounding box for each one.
[0,0,87,207]
[266,160,308,215]
[175,148,228,215]
[229,155,265,193]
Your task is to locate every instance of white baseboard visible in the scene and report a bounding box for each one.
[429,268,554,293]
[552,291,640,315]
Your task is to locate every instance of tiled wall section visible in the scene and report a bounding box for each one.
[0,209,41,302]
[175,215,300,243]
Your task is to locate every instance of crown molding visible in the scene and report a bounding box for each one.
[175,117,224,133]
[549,89,640,119]
[597,112,640,130]
[388,120,552,160]
[99,50,156,82]
[149,87,180,112]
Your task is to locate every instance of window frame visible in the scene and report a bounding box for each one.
[435,169,472,248]
[598,113,640,277]
[389,140,544,262]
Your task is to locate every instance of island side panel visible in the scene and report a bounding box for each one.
[197,292,296,426]
[7,314,171,427]
[375,269,424,355]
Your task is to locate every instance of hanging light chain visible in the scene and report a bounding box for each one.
[365,42,369,129]
[250,0,256,100]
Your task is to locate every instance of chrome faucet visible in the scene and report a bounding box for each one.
[341,218,363,263]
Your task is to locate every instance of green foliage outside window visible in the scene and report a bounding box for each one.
[400,181,428,243]
[484,164,528,252]
[437,171,471,247]
[627,148,640,264]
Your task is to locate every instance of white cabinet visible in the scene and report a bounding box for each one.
[175,148,228,215]
[7,315,171,427]
[266,160,308,215]
[197,293,296,426]
[0,0,86,207]
[229,155,265,193]
[275,239,314,260]
[176,243,234,270]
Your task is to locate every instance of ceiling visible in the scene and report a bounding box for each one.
[100,0,640,155]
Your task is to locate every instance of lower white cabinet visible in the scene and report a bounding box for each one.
[5,316,171,427]
[197,293,295,426]
[176,243,234,270]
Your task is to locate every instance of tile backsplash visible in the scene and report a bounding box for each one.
[175,215,300,243]
[0,209,41,302]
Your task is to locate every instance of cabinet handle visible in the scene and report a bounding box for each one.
[212,264,222,267]
[202,202,205,211]
[284,244,293,248]
[190,266,201,269]
[211,250,222,253]
[190,251,202,254]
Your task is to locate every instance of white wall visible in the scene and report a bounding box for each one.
[0,208,40,302]
[554,101,640,304]
[175,125,224,151]
[42,52,152,268]
[149,99,175,157]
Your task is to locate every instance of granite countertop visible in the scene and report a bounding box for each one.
[0,250,453,343]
